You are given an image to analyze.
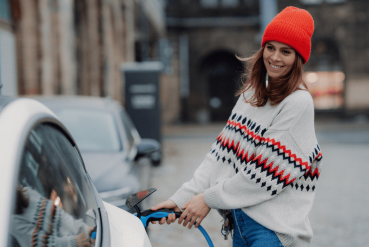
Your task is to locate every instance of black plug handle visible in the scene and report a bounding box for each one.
[140,209,182,228]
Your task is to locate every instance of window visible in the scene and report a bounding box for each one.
[200,0,218,8]
[300,0,346,4]
[200,0,241,8]
[325,0,346,3]
[9,124,99,247]
[300,0,323,4]
[221,0,239,8]
[57,109,121,152]
[0,0,10,21]
[244,0,255,6]
[120,109,140,152]
[304,39,345,110]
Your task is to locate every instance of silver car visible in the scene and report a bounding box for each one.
[0,96,152,247]
[32,96,160,211]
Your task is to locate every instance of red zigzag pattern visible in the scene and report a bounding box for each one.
[215,118,321,188]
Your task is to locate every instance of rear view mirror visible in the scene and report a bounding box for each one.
[135,138,161,161]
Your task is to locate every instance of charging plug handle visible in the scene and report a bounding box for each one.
[139,209,182,228]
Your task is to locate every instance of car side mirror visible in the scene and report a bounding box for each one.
[135,138,161,161]
[126,188,157,218]
[86,208,96,220]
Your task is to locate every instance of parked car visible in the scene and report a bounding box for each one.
[0,96,153,247]
[31,96,160,212]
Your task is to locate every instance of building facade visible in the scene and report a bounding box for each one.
[1,0,166,106]
[166,0,369,123]
[0,0,17,96]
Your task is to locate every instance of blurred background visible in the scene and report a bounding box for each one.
[1,0,368,124]
[1,0,369,246]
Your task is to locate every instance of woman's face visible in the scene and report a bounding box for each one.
[263,41,296,80]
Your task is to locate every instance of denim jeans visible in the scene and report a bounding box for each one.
[232,209,283,247]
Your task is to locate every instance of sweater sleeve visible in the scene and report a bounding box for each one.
[203,94,322,209]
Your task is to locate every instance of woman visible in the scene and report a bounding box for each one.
[152,6,322,247]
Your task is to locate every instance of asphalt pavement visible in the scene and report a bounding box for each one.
[147,118,369,247]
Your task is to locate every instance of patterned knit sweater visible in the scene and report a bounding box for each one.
[11,188,90,247]
[170,90,323,247]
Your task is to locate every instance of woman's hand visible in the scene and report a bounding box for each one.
[150,200,181,225]
[88,227,96,245]
[75,232,91,247]
[178,193,210,229]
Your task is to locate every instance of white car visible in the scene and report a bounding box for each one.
[0,96,152,247]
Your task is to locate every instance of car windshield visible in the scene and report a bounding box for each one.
[57,109,121,152]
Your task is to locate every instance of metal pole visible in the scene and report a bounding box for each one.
[0,32,2,95]
[140,5,149,61]
[179,33,189,122]
[260,0,278,37]
[179,33,189,98]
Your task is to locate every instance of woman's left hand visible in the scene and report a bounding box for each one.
[178,193,210,229]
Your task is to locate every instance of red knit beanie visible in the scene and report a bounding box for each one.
[261,6,314,64]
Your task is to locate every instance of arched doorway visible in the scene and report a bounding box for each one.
[199,50,244,122]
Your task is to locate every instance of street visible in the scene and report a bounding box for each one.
[147,120,369,247]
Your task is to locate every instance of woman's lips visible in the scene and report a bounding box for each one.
[269,62,284,70]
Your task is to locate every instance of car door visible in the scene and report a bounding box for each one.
[7,122,109,247]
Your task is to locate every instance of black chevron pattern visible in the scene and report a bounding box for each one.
[210,113,323,195]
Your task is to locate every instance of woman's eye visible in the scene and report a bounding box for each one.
[267,46,274,50]
[283,50,291,54]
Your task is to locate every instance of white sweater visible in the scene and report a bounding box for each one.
[170,90,323,247]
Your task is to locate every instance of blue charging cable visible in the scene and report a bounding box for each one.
[137,209,214,247]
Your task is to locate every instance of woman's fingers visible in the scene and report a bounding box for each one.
[194,217,203,228]
[183,211,195,227]
[166,212,176,224]
[187,215,199,229]
[150,200,182,225]
[178,208,188,224]
[177,194,211,229]
[151,200,178,211]
[151,201,169,211]
[158,217,167,225]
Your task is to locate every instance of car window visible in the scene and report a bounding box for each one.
[120,109,140,151]
[8,124,99,247]
[57,109,121,152]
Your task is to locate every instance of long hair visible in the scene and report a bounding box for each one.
[236,46,308,107]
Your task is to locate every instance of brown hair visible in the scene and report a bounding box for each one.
[236,46,308,107]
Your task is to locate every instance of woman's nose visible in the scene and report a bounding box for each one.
[271,51,282,61]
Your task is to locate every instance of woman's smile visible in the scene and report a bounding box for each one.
[268,62,283,70]
[263,41,296,80]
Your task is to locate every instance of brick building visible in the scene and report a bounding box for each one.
[166,0,369,123]
[0,0,166,105]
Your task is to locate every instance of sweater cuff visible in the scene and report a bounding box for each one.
[169,188,194,211]
[70,237,77,247]
[203,186,219,209]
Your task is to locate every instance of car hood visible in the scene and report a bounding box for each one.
[81,152,132,192]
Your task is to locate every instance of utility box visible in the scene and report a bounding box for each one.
[122,62,163,143]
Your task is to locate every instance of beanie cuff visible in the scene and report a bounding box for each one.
[262,20,312,64]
